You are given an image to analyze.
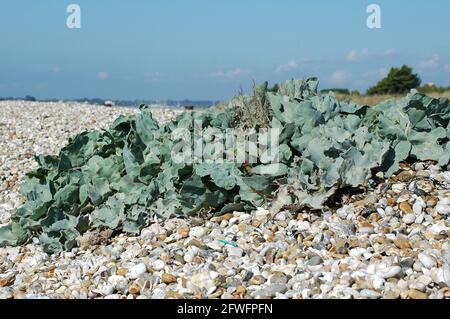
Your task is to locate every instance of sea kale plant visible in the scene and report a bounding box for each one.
[1,78,449,253]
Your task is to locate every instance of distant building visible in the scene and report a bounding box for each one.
[104,100,115,107]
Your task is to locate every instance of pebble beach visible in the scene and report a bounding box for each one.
[0,100,449,299]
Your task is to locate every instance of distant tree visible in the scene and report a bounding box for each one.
[25,95,36,101]
[320,88,351,95]
[417,83,450,94]
[367,65,421,95]
[320,89,361,96]
[268,83,280,93]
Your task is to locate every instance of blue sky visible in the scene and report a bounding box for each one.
[0,0,449,100]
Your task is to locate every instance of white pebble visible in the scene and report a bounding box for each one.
[413,202,423,215]
[436,202,450,215]
[418,253,437,269]
[377,265,402,279]
[152,259,165,271]
[227,246,244,258]
[436,266,450,287]
[403,214,416,224]
[189,226,206,238]
[128,263,147,279]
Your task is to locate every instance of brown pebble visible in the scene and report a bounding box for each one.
[426,196,439,207]
[233,286,247,299]
[208,288,225,299]
[399,202,413,214]
[387,197,396,207]
[156,233,167,241]
[128,284,140,295]
[238,223,248,232]
[408,289,427,299]
[0,274,15,287]
[358,221,374,233]
[13,290,26,299]
[384,290,400,299]
[116,268,128,276]
[249,275,266,285]
[441,288,450,298]
[374,236,390,245]
[399,162,410,169]
[166,290,181,299]
[214,213,233,223]
[339,263,351,272]
[368,212,381,222]
[161,273,177,284]
[178,227,190,238]
[378,226,392,234]
[396,171,413,182]
[335,240,349,254]
[394,236,411,249]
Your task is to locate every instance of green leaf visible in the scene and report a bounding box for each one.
[91,194,126,229]
[135,109,159,146]
[0,225,19,246]
[3,77,449,252]
[252,163,288,177]
[54,184,79,206]
[87,177,111,206]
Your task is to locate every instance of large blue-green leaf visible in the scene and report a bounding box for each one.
[3,78,449,253]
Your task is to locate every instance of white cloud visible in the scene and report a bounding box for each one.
[346,48,370,62]
[144,72,161,83]
[329,70,350,84]
[276,60,299,73]
[347,48,400,62]
[346,50,358,62]
[275,58,311,73]
[210,68,249,79]
[33,82,47,92]
[419,54,440,70]
[381,49,397,58]
[364,67,388,78]
[346,48,393,62]
[97,71,111,80]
